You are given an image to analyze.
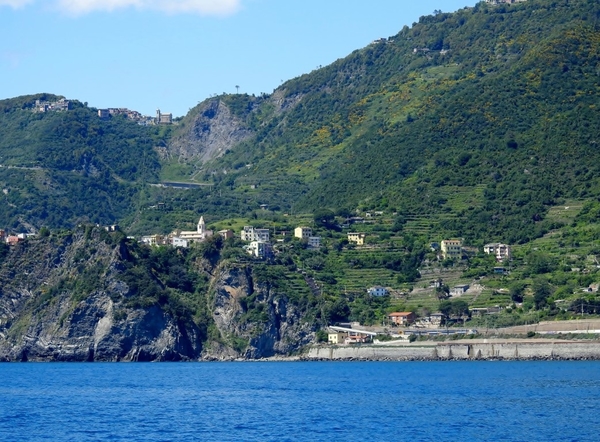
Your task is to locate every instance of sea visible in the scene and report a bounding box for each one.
[1,361,599,441]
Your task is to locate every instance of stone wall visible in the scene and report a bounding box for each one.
[305,341,600,361]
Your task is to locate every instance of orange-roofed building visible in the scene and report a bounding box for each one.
[388,312,416,326]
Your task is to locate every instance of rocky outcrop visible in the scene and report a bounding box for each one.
[206,264,315,359]
[164,99,254,163]
[0,227,317,362]
[161,91,304,165]
[0,229,203,362]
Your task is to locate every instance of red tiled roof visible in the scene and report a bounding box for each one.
[388,312,414,317]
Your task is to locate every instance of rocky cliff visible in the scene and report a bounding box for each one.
[0,227,316,361]
[162,90,304,165]
[205,264,315,359]
[163,99,254,163]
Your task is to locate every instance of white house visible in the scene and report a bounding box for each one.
[450,284,470,297]
[241,226,270,242]
[368,286,388,297]
[247,241,272,259]
[171,237,189,248]
[483,243,511,262]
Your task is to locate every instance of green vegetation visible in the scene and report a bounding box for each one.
[0,94,164,230]
[3,1,600,337]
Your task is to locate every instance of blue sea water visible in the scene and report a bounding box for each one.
[1,361,599,441]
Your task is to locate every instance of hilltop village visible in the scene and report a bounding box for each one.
[33,97,173,126]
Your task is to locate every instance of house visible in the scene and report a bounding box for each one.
[170,237,189,248]
[441,239,462,259]
[141,234,166,246]
[327,332,348,344]
[172,216,213,243]
[246,241,272,259]
[294,226,312,239]
[34,98,70,112]
[307,236,321,249]
[348,232,366,245]
[388,312,416,326]
[368,286,388,297]
[218,229,234,240]
[484,243,511,262]
[427,313,445,327]
[430,279,443,289]
[241,226,270,242]
[6,235,21,246]
[98,109,110,119]
[450,284,470,297]
[344,334,372,344]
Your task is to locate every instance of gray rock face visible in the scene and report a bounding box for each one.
[161,91,304,165]
[165,99,254,163]
[205,264,315,360]
[0,231,203,362]
[0,228,315,362]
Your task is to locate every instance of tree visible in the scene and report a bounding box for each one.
[533,277,553,310]
[436,283,450,300]
[313,209,336,229]
[509,281,526,303]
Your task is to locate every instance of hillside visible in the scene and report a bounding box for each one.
[0,94,165,231]
[155,0,600,245]
[2,1,599,245]
[3,0,600,355]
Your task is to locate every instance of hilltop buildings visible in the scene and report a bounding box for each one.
[141,216,212,248]
[34,98,70,112]
[485,0,527,4]
[171,216,213,243]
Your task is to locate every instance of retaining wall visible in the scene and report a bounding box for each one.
[305,341,600,361]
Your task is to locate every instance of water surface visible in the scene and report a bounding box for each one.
[1,361,598,441]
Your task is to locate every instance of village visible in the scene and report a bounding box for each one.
[133,212,520,339]
[33,97,173,126]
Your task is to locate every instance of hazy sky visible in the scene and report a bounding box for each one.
[1,0,478,117]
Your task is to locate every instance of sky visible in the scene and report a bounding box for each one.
[1,0,478,117]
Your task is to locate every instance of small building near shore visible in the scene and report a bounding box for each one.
[388,312,416,326]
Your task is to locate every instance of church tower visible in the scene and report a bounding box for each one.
[197,216,206,234]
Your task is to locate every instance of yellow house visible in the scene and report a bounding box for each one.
[441,239,462,259]
[328,332,348,344]
[294,226,313,239]
[348,232,366,245]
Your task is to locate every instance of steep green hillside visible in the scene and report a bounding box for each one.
[190,0,600,244]
[3,0,600,246]
[0,94,164,230]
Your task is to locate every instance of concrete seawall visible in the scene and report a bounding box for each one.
[305,340,600,361]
